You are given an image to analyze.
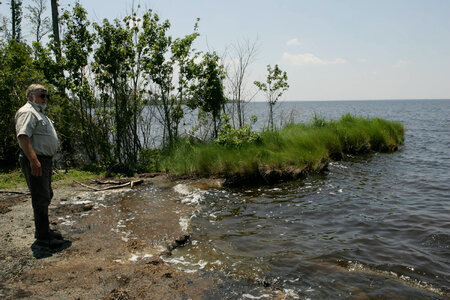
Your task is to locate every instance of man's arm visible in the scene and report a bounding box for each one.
[18,135,42,176]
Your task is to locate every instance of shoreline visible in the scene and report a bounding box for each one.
[0,175,225,299]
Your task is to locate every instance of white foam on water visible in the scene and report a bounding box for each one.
[163,256,208,273]
[173,183,193,195]
[179,216,191,232]
[181,192,204,205]
[173,183,206,206]
[283,289,300,299]
[143,253,153,258]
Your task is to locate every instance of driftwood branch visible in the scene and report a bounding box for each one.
[88,178,125,185]
[74,180,143,191]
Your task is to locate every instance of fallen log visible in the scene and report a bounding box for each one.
[88,178,126,185]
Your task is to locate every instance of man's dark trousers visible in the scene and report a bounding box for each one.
[19,154,53,240]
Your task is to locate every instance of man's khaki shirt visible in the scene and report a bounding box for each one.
[15,101,58,157]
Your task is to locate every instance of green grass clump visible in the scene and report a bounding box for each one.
[0,169,104,190]
[156,114,404,184]
[0,169,26,189]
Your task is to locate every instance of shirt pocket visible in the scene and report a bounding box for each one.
[34,119,49,134]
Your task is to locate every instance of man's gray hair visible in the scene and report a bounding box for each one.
[26,84,48,98]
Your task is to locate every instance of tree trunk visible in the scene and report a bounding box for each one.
[51,0,60,56]
[11,1,16,40]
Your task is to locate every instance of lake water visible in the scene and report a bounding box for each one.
[164,100,450,299]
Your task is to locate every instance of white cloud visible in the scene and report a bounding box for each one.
[287,38,301,46]
[282,52,347,66]
[358,58,368,63]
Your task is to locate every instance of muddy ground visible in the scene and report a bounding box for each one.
[0,175,235,299]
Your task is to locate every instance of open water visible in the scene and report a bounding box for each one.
[164,100,450,299]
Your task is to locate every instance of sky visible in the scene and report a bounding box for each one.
[1,0,450,101]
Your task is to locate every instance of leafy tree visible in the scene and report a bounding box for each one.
[140,10,200,146]
[170,21,200,138]
[254,64,289,130]
[60,3,96,162]
[0,40,45,168]
[93,16,142,171]
[188,51,226,138]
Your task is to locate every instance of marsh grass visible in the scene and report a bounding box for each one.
[158,114,404,184]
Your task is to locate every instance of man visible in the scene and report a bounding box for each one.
[15,84,64,247]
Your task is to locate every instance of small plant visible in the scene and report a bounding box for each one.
[312,113,327,127]
[215,114,262,148]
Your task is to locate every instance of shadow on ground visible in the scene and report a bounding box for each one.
[31,240,72,259]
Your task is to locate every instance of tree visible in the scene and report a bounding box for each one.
[254,64,289,130]
[50,0,63,72]
[11,0,22,41]
[140,10,200,146]
[188,51,226,138]
[60,3,96,163]
[26,0,51,42]
[225,38,259,129]
[93,16,142,171]
[0,40,45,168]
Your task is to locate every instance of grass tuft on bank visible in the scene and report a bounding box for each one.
[0,169,104,190]
[157,114,404,185]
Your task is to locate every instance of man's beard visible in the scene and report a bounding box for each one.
[33,100,47,111]
[37,103,47,111]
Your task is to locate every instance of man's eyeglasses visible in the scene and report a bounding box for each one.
[38,93,49,99]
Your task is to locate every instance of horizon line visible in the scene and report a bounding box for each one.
[252,98,450,102]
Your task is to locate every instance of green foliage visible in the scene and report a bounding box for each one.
[311,113,327,127]
[137,148,161,173]
[0,40,45,168]
[93,15,142,171]
[214,114,261,148]
[60,3,98,165]
[0,168,104,189]
[0,169,25,189]
[140,10,201,145]
[188,51,227,137]
[254,64,289,130]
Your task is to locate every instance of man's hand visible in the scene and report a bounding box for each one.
[30,158,42,176]
[18,134,42,177]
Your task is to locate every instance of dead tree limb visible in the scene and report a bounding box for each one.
[74,180,144,191]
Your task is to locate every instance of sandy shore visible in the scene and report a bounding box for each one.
[0,175,226,299]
